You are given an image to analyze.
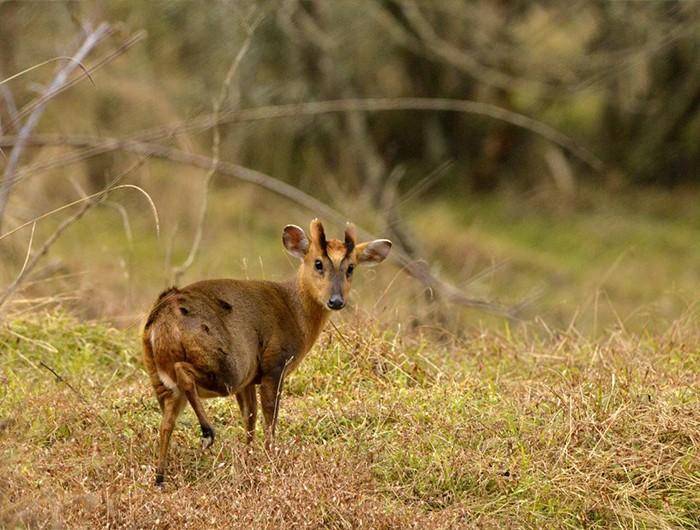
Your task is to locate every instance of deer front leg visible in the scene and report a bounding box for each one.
[259,374,281,451]
[259,354,295,451]
[235,383,257,444]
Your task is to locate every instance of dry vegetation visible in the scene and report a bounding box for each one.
[1,2,700,528]
[0,308,698,528]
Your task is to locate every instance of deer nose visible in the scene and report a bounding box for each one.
[327,294,345,310]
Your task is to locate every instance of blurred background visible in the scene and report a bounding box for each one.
[1,0,699,335]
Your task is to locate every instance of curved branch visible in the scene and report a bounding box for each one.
[0,133,520,318]
[5,97,604,191]
[153,98,604,172]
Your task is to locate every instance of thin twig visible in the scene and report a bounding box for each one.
[0,159,155,313]
[172,17,261,284]
[11,344,108,427]
[0,22,112,232]
[37,360,109,428]
[38,361,89,406]
[0,56,96,87]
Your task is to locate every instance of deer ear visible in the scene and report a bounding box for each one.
[356,239,392,266]
[282,225,309,258]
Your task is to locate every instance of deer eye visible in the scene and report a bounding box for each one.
[314,259,324,272]
[346,264,355,278]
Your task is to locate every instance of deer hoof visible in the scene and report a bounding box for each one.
[201,426,215,449]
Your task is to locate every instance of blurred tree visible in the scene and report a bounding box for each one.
[1,0,698,200]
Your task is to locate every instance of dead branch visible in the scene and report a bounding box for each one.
[12,349,109,427]
[38,360,92,408]
[0,133,519,317]
[3,96,604,196]
[211,99,604,172]
[0,22,112,232]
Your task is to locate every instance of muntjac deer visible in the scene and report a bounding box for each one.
[142,219,391,484]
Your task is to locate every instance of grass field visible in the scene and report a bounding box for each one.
[1,308,698,528]
[1,191,699,528]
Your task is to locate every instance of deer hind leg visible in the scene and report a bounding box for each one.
[173,361,215,449]
[235,383,257,444]
[155,391,186,485]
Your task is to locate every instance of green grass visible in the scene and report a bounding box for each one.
[3,186,698,336]
[6,185,698,337]
[410,189,700,333]
[1,311,698,528]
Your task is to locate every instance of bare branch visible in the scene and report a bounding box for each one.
[0,133,518,317]
[38,360,93,409]
[12,344,109,427]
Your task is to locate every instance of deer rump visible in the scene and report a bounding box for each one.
[143,286,254,401]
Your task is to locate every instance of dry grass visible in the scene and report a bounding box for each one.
[1,310,698,528]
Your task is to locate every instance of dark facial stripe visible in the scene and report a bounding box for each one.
[317,224,327,254]
[344,233,355,256]
[344,224,356,257]
[331,270,344,297]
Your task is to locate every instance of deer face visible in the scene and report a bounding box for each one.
[283,219,392,310]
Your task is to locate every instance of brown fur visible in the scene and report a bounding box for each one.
[142,219,391,484]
